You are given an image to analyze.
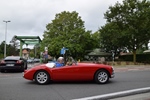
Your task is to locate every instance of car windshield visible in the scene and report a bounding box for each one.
[5,56,20,60]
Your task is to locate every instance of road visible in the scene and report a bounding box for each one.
[0,65,150,100]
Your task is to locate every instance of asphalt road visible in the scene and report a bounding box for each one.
[0,66,150,100]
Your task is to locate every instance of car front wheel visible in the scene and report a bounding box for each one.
[34,71,50,85]
[95,70,109,84]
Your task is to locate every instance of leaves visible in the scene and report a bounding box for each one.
[100,0,150,53]
[41,11,98,59]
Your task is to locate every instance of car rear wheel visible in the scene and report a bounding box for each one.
[34,71,50,85]
[94,70,109,84]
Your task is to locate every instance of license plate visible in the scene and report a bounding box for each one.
[6,64,14,66]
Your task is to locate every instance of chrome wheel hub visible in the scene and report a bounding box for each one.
[98,71,108,83]
[36,72,48,84]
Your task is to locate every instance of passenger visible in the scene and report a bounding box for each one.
[55,57,64,67]
[66,62,72,66]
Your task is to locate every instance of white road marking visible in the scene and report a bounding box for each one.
[72,87,150,100]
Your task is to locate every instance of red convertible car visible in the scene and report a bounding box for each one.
[23,61,114,85]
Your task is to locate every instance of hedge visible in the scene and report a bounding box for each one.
[118,53,150,63]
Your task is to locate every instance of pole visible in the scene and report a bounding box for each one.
[3,20,11,58]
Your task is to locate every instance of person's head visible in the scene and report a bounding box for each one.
[57,57,64,64]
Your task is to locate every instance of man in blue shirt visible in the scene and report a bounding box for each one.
[55,57,64,67]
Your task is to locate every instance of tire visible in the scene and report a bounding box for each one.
[94,70,109,84]
[34,71,50,85]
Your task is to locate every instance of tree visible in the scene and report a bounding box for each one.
[9,36,20,56]
[0,40,19,58]
[0,41,5,58]
[41,11,97,59]
[90,31,101,49]
[100,0,150,63]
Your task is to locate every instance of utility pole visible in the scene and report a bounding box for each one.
[3,20,11,58]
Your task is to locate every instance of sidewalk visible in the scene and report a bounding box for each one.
[113,65,150,72]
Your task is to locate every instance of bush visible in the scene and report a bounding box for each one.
[119,53,150,63]
[0,54,4,59]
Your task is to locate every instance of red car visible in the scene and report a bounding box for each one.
[23,62,114,85]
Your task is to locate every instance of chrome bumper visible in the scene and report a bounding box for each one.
[111,67,115,78]
[111,72,115,78]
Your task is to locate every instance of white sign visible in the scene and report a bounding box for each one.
[45,47,48,51]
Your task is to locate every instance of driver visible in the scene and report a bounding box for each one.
[55,57,64,67]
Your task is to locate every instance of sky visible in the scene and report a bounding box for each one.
[0,0,123,48]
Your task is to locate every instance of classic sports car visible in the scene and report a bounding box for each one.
[0,56,27,72]
[23,61,114,85]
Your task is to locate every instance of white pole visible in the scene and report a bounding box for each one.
[3,20,11,58]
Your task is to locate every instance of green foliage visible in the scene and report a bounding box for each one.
[41,11,99,59]
[119,53,150,63]
[0,41,5,58]
[29,49,35,58]
[103,0,150,50]
[0,54,3,59]
[8,44,19,56]
[99,22,123,52]
[0,41,19,59]
[99,0,150,62]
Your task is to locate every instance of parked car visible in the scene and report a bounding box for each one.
[23,61,114,85]
[0,56,27,72]
[33,58,40,63]
[27,59,34,63]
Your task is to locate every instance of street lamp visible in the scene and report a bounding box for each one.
[3,20,11,58]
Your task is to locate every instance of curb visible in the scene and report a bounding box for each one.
[114,65,150,72]
[73,87,150,100]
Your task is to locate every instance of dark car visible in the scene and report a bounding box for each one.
[0,56,27,72]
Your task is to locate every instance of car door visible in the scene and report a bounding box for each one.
[51,65,81,81]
